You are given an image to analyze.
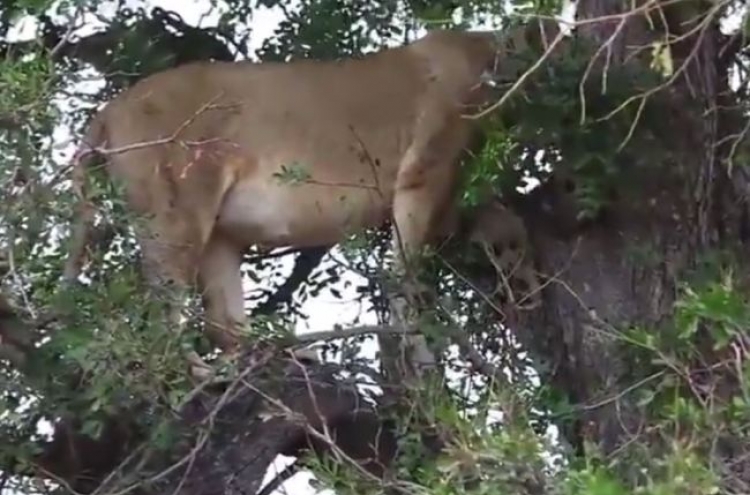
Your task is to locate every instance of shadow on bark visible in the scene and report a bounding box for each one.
[4,334,399,494]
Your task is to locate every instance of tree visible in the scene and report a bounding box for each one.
[1,0,750,494]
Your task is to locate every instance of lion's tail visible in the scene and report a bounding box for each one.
[62,113,107,284]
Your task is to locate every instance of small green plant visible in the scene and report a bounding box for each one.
[274,161,313,185]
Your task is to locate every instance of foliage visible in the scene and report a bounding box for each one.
[1,0,750,495]
[459,35,677,220]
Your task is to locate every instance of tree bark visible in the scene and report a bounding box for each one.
[5,3,749,492]
[0,294,397,495]
[510,0,747,474]
[20,349,397,495]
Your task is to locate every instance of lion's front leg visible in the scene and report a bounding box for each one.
[388,177,454,384]
[385,119,466,385]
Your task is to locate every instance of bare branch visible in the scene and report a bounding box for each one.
[293,324,417,345]
[253,246,329,317]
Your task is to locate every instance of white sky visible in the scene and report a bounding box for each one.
[7,2,370,494]
[7,1,744,494]
[4,1,584,493]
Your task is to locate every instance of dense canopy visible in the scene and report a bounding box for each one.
[2,1,750,494]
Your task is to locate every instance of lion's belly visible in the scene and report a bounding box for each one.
[215,178,391,249]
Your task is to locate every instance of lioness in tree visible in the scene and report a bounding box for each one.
[66,21,558,374]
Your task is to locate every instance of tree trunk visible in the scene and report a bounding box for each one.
[23,349,397,495]
[511,0,747,477]
[5,3,749,493]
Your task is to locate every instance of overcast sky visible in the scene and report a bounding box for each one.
[13,0,741,493]
[8,1,380,493]
[9,2,337,493]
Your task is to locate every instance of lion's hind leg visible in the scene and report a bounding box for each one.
[134,211,213,375]
[126,148,240,378]
[197,234,245,355]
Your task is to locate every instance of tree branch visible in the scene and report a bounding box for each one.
[252,246,330,317]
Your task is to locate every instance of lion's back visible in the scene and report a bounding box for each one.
[102,48,427,148]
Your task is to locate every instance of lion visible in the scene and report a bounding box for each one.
[64,20,558,377]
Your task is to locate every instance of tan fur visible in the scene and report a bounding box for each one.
[66,23,554,366]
